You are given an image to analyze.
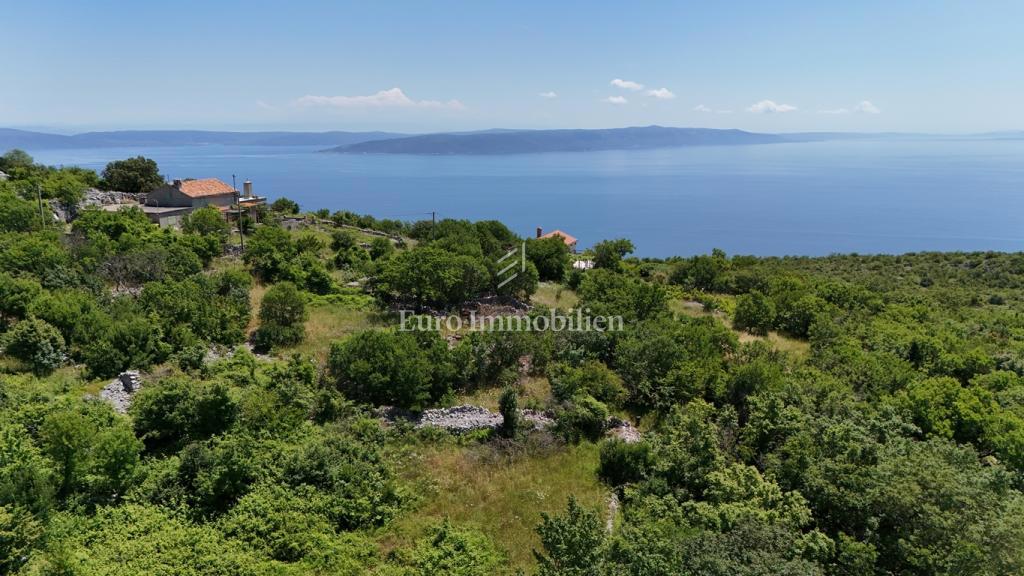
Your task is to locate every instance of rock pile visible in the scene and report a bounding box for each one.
[99,371,142,414]
[417,405,502,431]
[81,189,142,208]
[607,417,642,443]
[380,404,556,433]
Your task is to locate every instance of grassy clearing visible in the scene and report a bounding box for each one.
[457,376,552,411]
[280,297,388,362]
[532,282,579,310]
[383,438,608,572]
[671,297,811,358]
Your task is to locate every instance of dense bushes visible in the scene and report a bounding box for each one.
[2,317,65,375]
[327,329,449,410]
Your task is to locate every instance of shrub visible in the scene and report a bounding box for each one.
[498,387,519,438]
[598,439,652,486]
[369,236,395,260]
[2,317,65,375]
[555,394,608,443]
[330,229,357,251]
[131,378,238,449]
[548,360,626,405]
[402,520,502,575]
[182,206,230,245]
[83,316,168,378]
[0,504,43,574]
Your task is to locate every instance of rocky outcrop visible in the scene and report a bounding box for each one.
[380,404,554,433]
[99,371,142,414]
[81,188,142,208]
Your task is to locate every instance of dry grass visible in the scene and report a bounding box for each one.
[457,376,552,411]
[279,299,386,362]
[247,282,268,336]
[383,439,608,572]
[532,282,579,310]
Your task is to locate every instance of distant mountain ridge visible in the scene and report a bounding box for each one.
[4,126,1023,155]
[0,128,405,150]
[328,126,790,155]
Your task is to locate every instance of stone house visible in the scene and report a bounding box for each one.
[536,227,579,254]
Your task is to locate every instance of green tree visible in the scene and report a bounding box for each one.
[243,225,295,282]
[100,156,163,193]
[592,238,634,271]
[734,290,776,336]
[253,281,307,351]
[0,149,34,172]
[328,330,443,410]
[182,206,230,244]
[527,236,570,282]
[270,197,300,214]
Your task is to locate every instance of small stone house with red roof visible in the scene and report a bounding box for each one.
[141,178,237,227]
[146,178,236,209]
[536,227,578,253]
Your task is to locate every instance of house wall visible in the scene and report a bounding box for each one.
[191,194,234,208]
[146,185,234,208]
[146,185,191,207]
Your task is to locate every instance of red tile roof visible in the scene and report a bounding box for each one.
[177,178,235,198]
[540,229,577,246]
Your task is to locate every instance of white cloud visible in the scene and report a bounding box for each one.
[611,78,644,91]
[647,88,676,100]
[293,88,464,109]
[747,99,797,113]
[604,95,628,105]
[818,100,880,115]
[255,100,275,110]
[539,91,558,99]
[693,104,712,112]
[854,100,880,114]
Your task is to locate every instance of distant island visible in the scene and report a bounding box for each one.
[4,126,1023,155]
[328,126,794,155]
[0,128,404,149]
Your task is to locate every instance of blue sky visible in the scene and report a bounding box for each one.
[2,0,1022,133]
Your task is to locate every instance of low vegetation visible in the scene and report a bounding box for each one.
[2,148,1024,574]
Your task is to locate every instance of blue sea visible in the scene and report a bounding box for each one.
[28,139,1024,258]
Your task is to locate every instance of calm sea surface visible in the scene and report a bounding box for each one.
[28,139,1024,258]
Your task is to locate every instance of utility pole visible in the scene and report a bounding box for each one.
[232,174,244,250]
[431,211,436,240]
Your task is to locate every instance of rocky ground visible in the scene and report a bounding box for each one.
[382,404,641,442]
[98,371,142,414]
